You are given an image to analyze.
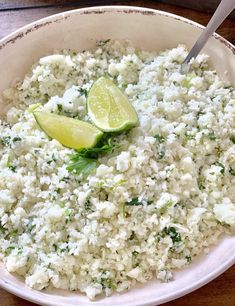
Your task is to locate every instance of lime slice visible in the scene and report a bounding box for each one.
[33,111,103,149]
[87,77,138,132]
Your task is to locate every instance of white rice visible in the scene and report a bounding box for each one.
[0,40,235,300]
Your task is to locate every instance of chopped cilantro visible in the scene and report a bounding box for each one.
[214,162,225,175]
[57,104,63,112]
[185,131,195,141]
[47,153,57,165]
[186,255,192,262]
[230,136,235,144]
[175,201,185,208]
[155,233,161,243]
[162,227,181,243]
[78,88,88,97]
[154,134,165,143]
[198,178,205,190]
[26,219,36,233]
[67,134,118,175]
[67,156,98,176]
[9,165,17,172]
[1,136,11,146]
[160,200,174,214]
[229,167,235,176]
[122,198,153,217]
[65,208,72,216]
[84,199,93,212]
[97,39,111,47]
[6,155,16,172]
[7,229,18,238]
[208,131,216,141]
[0,222,6,234]
[224,85,233,91]
[183,72,196,88]
[4,246,15,256]
[132,251,139,256]
[196,111,205,119]
[158,150,165,159]
[61,177,70,182]
[55,188,61,194]
[125,197,143,206]
[12,136,22,142]
[100,278,116,290]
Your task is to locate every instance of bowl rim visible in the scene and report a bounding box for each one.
[0,5,234,53]
[0,5,234,306]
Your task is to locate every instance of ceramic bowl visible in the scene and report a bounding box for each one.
[0,6,234,306]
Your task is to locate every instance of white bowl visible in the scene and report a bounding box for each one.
[0,6,234,306]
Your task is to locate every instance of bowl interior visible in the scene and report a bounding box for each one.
[0,6,235,306]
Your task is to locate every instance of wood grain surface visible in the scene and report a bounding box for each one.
[0,1,234,306]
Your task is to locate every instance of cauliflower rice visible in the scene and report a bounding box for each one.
[0,40,235,299]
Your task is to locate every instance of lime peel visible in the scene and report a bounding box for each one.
[87,77,138,132]
[28,103,42,113]
[33,111,103,150]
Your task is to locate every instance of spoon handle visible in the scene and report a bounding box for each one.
[183,0,235,65]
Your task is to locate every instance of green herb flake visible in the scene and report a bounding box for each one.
[158,150,165,159]
[97,39,111,47]
[26,219,36,233]
[55,188,61,194]
[122,202,127,218]
[12,136,22,142]
[8,229,18,238]
[185,131,195,141]
[9,165,17,172]
[186,255,192,262]
[1,136,11,146]
[229,167,235,176]
[214,162,225,175]
[196,111,205,119]
[6,155,16,172]
[57,104,63,112]
[65,208,72,216]
[47,153,57,165]
[0,222,6,234]
[230,136,235,144]
[224,85,233,91]
[175,201,185,208]
[67,156,98,176]
[4,246,15,256]
[126,197,142,206]
[67,134,118,175]
[160,200,174,214]
[198,178,205,190]
[183,72,196,88]
[78,88,88,98]
[101,278,116,290]
[154,134,165,143]
[208,131,216,141]
[132,251,139,257]
[155,233,161,243]
[84,199,93,212]
[61,177,70,182]
[162,227,181,244]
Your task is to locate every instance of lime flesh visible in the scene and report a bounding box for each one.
[87,77,138,132]
[33,111,103,149]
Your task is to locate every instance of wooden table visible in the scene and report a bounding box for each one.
[0,1,234,305]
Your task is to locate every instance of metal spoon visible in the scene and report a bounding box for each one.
[182,0,235,73]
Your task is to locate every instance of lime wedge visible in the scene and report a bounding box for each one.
[87,77,138,132]
[33,111,103,149]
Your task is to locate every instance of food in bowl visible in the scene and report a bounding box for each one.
[0,40,234,300]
